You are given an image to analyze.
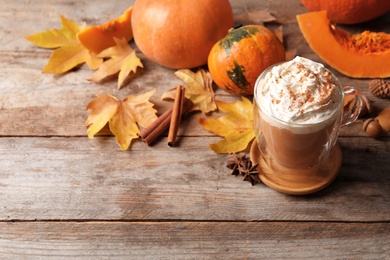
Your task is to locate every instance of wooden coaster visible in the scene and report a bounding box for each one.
[250,140,342,195]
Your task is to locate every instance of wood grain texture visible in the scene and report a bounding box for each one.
[1,0,390,258]
[0,222,389,259]
[0,137,388,222]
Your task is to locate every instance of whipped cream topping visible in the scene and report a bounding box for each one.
[255,56,341,124]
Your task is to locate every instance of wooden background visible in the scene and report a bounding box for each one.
[0,0,389,258]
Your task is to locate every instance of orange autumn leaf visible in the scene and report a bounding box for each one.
[85,89,158,150]
[89,37,143,89]
[197,97,255,154]
[25,16,102,74]
[161,68,217,114]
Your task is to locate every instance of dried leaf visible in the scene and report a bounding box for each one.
[197,97,255,154]
[274,26,283,43]
[161,68,217,114]
[271,26,297,61]
[85,89,158,150]
[89,37,143,89]
[285,49,298,61]
[25,16,102,74]
[235,7,277,26]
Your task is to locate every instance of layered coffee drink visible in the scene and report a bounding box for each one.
[254,56,344,169]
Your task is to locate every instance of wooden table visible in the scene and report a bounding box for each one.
[1,0,389,258]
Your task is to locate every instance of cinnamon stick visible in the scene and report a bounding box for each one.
[168,85,185,147]
[138,107,173,145]
[138,92,192,146]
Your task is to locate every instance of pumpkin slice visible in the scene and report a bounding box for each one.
[297,10,390,78]
[77,6,133,54]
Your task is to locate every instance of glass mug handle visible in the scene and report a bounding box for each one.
[342,86,362,127]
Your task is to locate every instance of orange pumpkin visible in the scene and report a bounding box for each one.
[77,6,133,54]
[297,10,390,78]
[301,0,390,24]
[131,0,234,69]
[208,25,285,96]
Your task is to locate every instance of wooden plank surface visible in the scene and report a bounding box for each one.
[0,222,388,259]
[1,0,390,258]
[0,136,388,222]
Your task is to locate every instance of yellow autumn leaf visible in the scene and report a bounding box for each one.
[161,68,217,114]
[197,96,255,154]
[89,37,143,89]
[25,16,102,74]
[85,89,158,150]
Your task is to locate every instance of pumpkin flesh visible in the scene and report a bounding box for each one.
[297,10,390,78]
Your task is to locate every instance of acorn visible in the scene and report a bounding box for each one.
[376,107,390,133]
[363,107,390,138]
[363,118,383,138]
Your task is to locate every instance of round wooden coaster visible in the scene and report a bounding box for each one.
[250,140,342,195]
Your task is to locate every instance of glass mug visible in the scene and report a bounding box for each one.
[253,62,362,174]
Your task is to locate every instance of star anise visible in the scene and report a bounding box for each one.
[226,153,246,176]
[226,154,261,186]
[240,160,260,186]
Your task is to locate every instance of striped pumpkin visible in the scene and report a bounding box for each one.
[208,25,285,95]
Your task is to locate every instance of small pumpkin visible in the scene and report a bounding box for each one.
[301,0,390,24]
[77,6,133,54]
[208,25,285,96]
[297,10,390,78]
[131,0,234,69]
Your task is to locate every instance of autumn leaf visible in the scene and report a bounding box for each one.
[271,25,297,61]
[161,68,217,114]
[235,7,277,25]
[197,97,255,154]
[274,26,284,43]
[89,37,143,89]
[285,49,298,61]
[25,16,102,74]
[85,89,158,150]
